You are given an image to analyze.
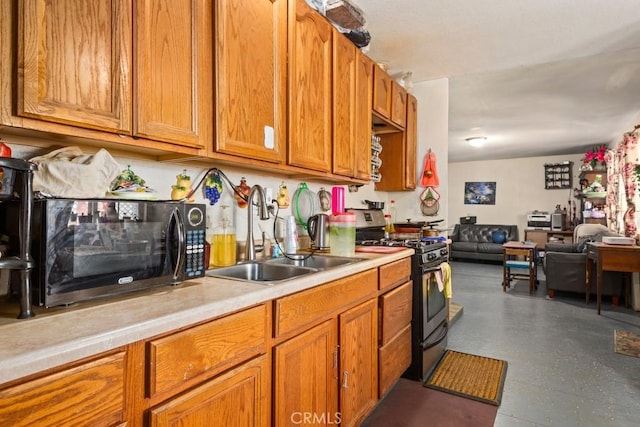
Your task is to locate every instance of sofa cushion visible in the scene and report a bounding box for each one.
[477,242,504,254]
[451,242,478,252]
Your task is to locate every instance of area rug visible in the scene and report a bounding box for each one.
[425,349,508,406]
[614,330,640,358]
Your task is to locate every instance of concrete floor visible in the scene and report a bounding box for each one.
[447,261,640,427]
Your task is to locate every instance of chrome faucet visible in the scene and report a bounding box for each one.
[245,184,270,261]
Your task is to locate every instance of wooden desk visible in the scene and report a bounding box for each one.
[502,241,538,295]
[586,242,640,315]
[525,229,574,249]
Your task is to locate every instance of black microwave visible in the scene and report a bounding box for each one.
[24,199,207,307]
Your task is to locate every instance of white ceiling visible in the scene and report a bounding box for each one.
[348,0,640,162]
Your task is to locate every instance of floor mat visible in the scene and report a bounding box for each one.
[614,330,640,358]
[362,378,497,427]
[425,349,508,406]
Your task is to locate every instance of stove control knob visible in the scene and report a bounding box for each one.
[427,252,437,261]
[440,248,448,256]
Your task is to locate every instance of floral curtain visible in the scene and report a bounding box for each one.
[606,130,639,237]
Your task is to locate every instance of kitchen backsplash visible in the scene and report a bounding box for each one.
[3,138,386,246]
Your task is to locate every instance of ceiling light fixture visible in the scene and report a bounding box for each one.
[466,137,487,147]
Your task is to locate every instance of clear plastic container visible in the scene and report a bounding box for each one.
[212,205,236,267]
[330,212,356,257]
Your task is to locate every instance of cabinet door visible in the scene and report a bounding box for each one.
[332,30,356,177]
[214,0,286,163]
[135,0,211,148]
[17,0,132,133]
[390,81,407,128]
[339,298,378,427]
[274,319,339,427]
[353,52,373,180]
[0,351,126,427]
[288,0,332,172]
[404,93,417,189]
[372,65,392,120]
[149,354,270,427]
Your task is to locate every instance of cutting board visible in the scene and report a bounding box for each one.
[355,246,407,253]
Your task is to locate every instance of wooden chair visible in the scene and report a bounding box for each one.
[503,247,537,295]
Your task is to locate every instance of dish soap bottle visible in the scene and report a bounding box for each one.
[212,205,236,267]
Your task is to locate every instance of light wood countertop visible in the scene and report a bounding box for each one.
[0,249,413,384]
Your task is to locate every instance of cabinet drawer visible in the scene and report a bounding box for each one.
[0,351,126,427]
[275,269,378,337]
[148,304,268,398]
[379,257,411,291]
[379,280,412,345]
[378,324,411,397]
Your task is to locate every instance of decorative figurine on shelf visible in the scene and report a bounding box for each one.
[234,177,250,208]
[171,169,194,201]
[277,181,290,207]
[203,171,223,206]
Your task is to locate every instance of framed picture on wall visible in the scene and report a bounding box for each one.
[464,182,496,205]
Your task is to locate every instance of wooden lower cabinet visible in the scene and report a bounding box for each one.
[377,264,413,397]
[274,319,339,426]
[0,350,127,427]
[274,298,378,427]
[149,354,270,427]
[0,259,415,427]
[339,298,378,427]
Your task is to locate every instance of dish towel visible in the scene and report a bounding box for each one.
[434,262,452,299]
[30,146,120,198]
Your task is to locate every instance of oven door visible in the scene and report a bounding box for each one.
[421,266,448,344]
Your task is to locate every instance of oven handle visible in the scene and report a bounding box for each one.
[422,264,443,273]
[421,321,448,350]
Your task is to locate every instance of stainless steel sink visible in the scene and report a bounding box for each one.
[206,261,316,284]
[264,254,364,270]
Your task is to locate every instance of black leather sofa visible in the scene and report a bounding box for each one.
[449,224,519,262]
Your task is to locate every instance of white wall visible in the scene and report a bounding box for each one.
[371,78,450,227]
[448,153,585,238]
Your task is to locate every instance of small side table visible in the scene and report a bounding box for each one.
[585,242,640,315]
[502,241,538,295]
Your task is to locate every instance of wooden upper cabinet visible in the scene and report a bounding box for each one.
[287,0,332,172]
[333,34,372,181]
[17,0,132,133]
[372,64,392,120]
[391,81,407,128]
[404,93,417,189]
[135,0,211,148]
[354,53,373,180]
[213,0,287,163]
[332,30,356,178]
